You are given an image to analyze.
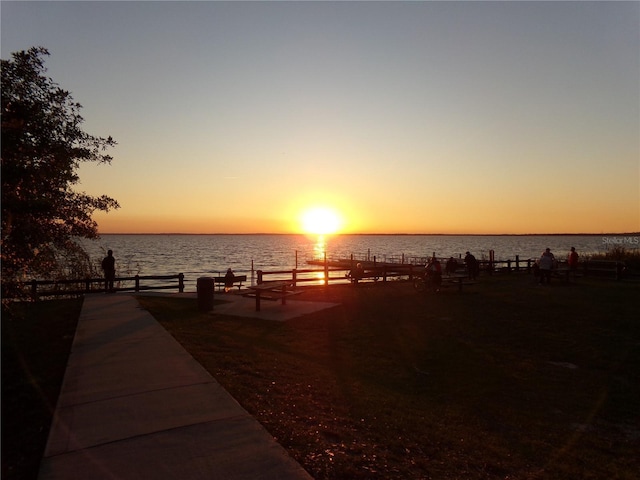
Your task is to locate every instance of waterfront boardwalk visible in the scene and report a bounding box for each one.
[38,294,312,480]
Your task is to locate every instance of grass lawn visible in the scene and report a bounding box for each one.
[136,274,640,479]
[2,275,638,479]
[2,298,82,480]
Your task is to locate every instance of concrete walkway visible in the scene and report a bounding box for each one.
[38,294,313,480]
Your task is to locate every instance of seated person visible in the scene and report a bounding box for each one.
[445,257,458,275]
[224,268,235,292]
[347,263,365,284]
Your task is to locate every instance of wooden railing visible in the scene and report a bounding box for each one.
[12,274,185,300]
[257,257,628,285]
[13,257,625,301]
[307,253,538,277]
[257,264,423,287]
[581,260,626,280]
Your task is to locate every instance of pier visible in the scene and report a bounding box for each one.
[306,252,536,274]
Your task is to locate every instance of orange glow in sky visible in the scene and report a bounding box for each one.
[4,2,637,235]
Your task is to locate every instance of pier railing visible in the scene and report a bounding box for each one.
[256,264,425,287]
[261,254,630,285]
[307,253,538,274]
[257,257,627,286]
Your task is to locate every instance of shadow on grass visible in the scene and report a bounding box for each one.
[138,276,640,479]
[2,298,82,480]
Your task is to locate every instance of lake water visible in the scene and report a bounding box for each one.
[81,234,634,285]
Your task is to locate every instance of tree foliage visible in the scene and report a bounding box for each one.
[1,47,119,297]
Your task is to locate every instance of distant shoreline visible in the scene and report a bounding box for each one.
[97,232,640,237]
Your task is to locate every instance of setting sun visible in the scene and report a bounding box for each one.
[300,207,342,235]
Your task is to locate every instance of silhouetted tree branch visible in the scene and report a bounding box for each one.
[1,47,119,299]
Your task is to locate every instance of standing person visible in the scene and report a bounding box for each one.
[568,247,579,276]
[539,248,555,285]
[425,256,442,292]
[101,249,116,292]
[464,251,478,280]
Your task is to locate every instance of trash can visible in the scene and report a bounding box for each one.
[197,277,214,312]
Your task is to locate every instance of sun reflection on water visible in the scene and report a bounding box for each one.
[313,235,328,260]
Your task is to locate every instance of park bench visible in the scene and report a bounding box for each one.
[346,270,380,284]
[213,274,247,291]
[346,266,416,285]
[243,281,303,311]
[440,274,475,292]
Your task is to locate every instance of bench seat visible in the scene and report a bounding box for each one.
[346,272,381,284]
[213,275,247,291]
[243,283,302,311]
[440,278,476,292]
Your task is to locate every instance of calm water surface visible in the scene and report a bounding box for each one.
[81,234,624,284]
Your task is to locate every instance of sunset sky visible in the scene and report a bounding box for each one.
[2,1,638,234]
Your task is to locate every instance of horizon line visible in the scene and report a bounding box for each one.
[96,232,640,236]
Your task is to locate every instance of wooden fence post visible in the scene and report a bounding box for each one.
[178,273,184,293]
[292,269,297,287]
[257,270,263,284]
[324,252,329,286]
[31,280,38,301]
[489,250,495,275]
[135,275,140,292]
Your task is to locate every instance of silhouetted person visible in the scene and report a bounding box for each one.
[224,268,235,292]
[446,257,458,275]
[532,261,540,281]
[425,256,442,292]
[101,249,116,292]
[568,247,579,275]
[348,263,365,285]
[464,251,478,280]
